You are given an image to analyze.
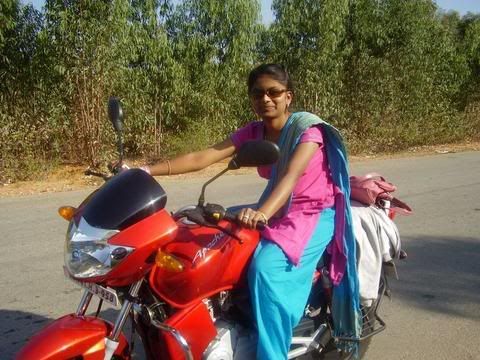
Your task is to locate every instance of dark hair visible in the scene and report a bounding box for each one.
[247,63,294,94]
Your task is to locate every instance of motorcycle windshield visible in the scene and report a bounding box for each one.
[82,169,167,230]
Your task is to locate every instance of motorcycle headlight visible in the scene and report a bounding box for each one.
[64,217,133,279]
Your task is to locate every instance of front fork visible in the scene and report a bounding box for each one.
[76,280,143,360]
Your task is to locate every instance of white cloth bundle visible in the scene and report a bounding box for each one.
[350,200,401,306]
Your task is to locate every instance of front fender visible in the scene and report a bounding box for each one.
[16,314,130,360]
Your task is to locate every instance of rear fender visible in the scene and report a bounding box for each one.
[16,314,130,360]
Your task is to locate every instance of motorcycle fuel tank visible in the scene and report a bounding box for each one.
[149,221,260,308]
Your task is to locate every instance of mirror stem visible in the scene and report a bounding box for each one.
[118,131,124,162]
[198,168,229,207]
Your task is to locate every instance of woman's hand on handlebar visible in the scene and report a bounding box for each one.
[237,208,269,230]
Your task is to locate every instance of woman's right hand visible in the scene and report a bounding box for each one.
[237,208,269,230]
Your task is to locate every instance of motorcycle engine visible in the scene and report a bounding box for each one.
[203,320,257,360]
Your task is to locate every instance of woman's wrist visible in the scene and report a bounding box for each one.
[139,160,173,176]
[256,210,269,223]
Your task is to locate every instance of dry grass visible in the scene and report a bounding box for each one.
[1,140,479,198]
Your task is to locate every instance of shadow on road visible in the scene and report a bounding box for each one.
[0,309,52,359]
[391,235,480,319]
[0,307,120,359]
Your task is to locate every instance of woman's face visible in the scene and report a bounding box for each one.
[249,75,292,120]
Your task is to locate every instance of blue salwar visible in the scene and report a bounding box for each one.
[248,207,335,360]
[256,112,362,355]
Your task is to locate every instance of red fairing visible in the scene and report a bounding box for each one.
[16,314,130,360]
[149,220,260,308]
[69,209,178,287]
[148,301,217,359]
[105,209,178,287]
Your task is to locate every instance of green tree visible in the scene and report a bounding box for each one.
[457,14,480,136]
[0,1,47,181]
[0,0,17,49]
[40,0,134,165]
[167,0,262,151]
[341,0,469,150]
[1,0,479,183]
[268,0,350,116]
[118,0,183,158]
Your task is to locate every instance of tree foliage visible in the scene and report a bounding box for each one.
[1,0,479,182]
[268,0,349,115]
[166,0,261,151]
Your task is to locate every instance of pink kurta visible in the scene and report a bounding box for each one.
[231,121,335,265]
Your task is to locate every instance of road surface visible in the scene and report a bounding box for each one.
[1,151,479,359]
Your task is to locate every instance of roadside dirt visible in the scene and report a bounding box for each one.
[1,141,478,198]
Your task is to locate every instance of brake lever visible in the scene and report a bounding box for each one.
[84,168,112,181]
[184,208,208,225]
[108,161,129,176]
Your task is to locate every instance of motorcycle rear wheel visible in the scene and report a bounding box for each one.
[312,273,387,360]
[307,304,374,360]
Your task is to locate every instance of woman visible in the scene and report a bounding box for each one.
[135,63,361,359]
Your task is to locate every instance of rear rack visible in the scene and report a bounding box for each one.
[336,271,389,343]
[358,292,386,340]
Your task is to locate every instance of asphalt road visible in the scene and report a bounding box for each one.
[1,151,479,360]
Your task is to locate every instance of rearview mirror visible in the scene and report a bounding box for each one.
[108,97,125,161]
[108,97,124,134]
[228,140,280,170]
[197,140,280,206]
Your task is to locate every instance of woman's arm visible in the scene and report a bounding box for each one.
[145,138,236,176]
[238,141,319,229]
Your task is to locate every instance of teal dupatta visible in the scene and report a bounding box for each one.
[258,112,362,352]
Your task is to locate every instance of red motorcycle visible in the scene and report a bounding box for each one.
[17,98,394,360]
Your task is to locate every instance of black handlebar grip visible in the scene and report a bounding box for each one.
[256,221,266,231]
[224,211,238,223]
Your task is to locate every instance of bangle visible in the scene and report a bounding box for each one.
[257,210,268,223]
[166,160,172,176]
[139,165,151,175]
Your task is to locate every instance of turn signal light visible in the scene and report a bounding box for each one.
[58,206,77,221]
[155,250,184,272]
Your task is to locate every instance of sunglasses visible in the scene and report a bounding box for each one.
[249,88,288,100]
